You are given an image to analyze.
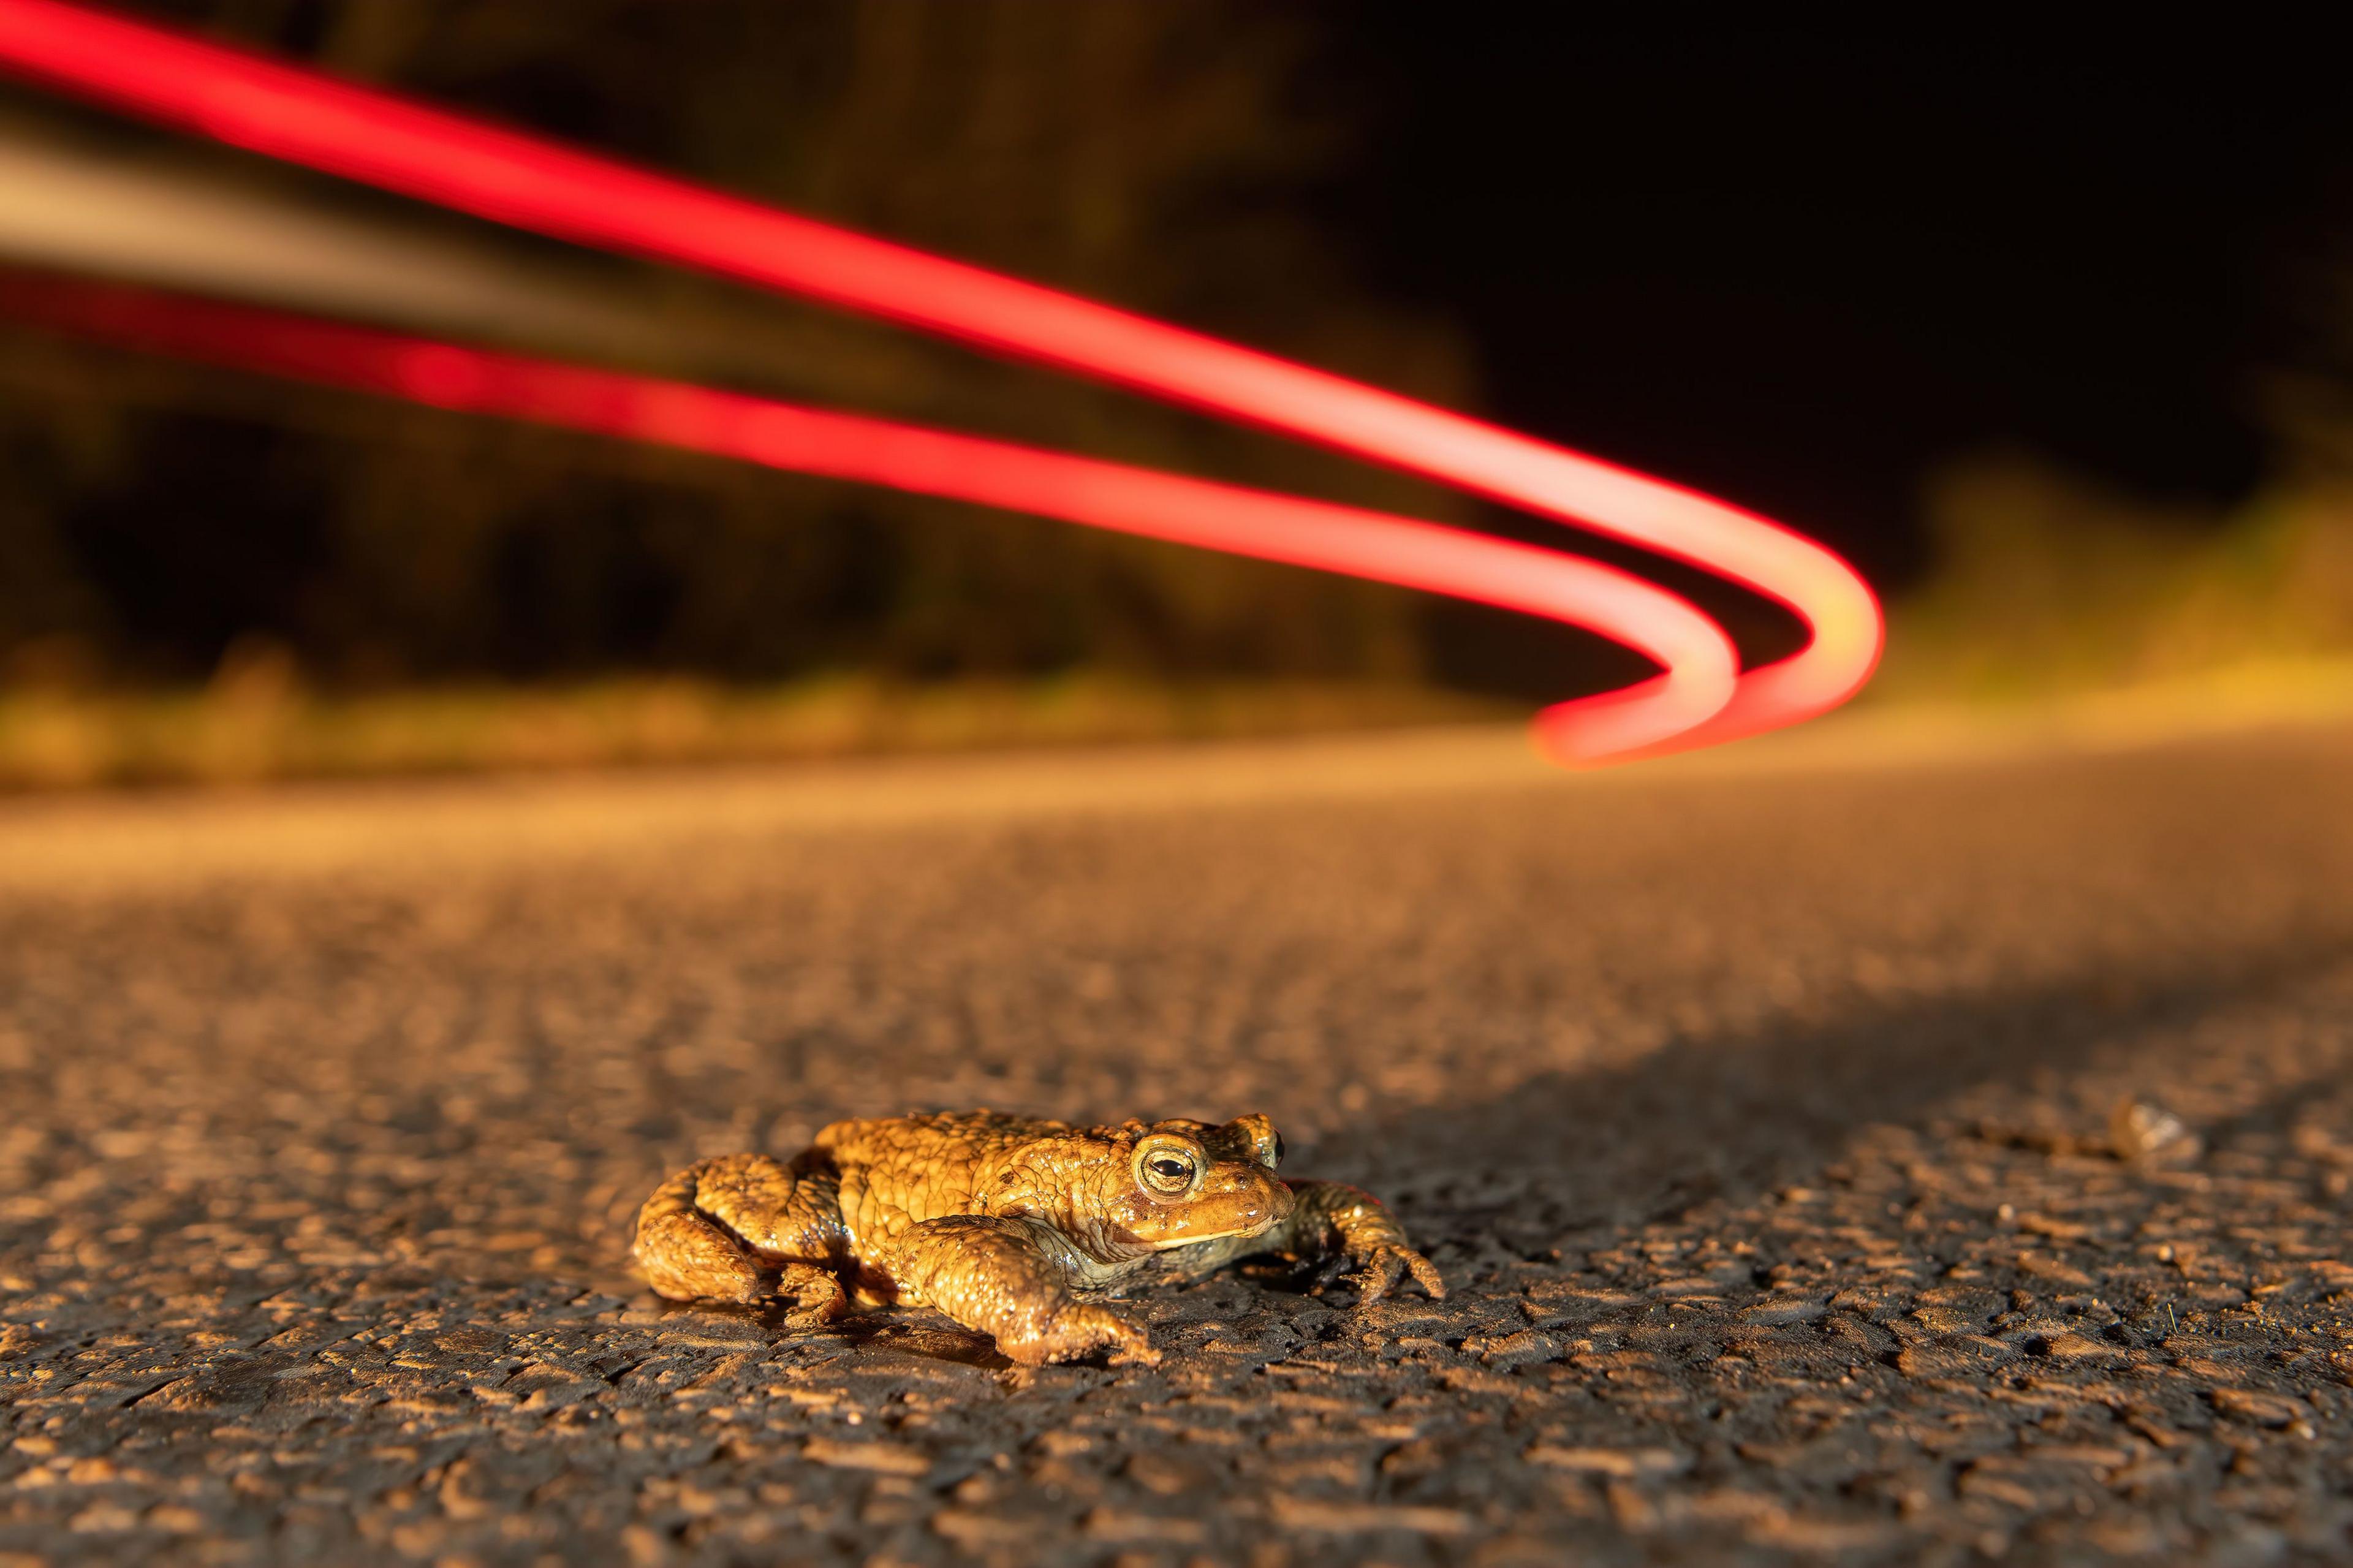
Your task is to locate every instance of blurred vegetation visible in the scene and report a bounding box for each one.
[1879,359,2353,705]
[1876,458,2353,700]
[0,0,1476,710]
[0,664,1502,790]
[1874,219,2353,707]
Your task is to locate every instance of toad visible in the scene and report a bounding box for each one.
[632,1110,1442,1366]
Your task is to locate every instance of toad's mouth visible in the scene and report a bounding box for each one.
[1148,1225,1265,1250]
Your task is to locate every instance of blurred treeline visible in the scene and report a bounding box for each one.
[0,0,1474,695]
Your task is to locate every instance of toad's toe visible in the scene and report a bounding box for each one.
[1356,1249,1406,1305]
[771,1262,852,1325]
[1350,1245,1443,1306]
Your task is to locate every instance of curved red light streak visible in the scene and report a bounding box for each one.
[0,0,1882,763]
[0,273,1737,762]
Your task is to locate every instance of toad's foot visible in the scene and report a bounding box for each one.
[1003,1301,1161,1368]
[1345,1241,1446,1305]
[1284,1180,1445,1303]
[771,1262,854,1326]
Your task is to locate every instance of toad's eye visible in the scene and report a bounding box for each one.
[1134,1135,1206,1197]
[1268,1132,1285,1168]
[1145,1153,1195,1189]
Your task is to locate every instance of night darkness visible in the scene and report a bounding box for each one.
[1325,23,2353,588]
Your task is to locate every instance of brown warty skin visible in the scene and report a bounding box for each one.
[632,1110,1442,1366]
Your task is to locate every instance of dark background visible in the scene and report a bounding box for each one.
[1322,22,2353,585]
[2,4,2348,695]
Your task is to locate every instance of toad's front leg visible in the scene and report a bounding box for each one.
[1165,1179,1443,1304]
[883,1216,1159,1367]
[1283,1180,1444,1303]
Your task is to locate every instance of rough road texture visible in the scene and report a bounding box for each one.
[4,724,2352,1566]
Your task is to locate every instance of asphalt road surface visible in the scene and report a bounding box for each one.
[4,718,2352,1566]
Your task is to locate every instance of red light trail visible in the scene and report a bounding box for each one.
[0,270,1738,762]
[0,0,1881,764]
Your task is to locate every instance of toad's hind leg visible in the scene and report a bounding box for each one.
[632,1153,852,1318]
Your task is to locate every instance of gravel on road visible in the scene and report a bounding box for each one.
[4,722,2352,1566]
